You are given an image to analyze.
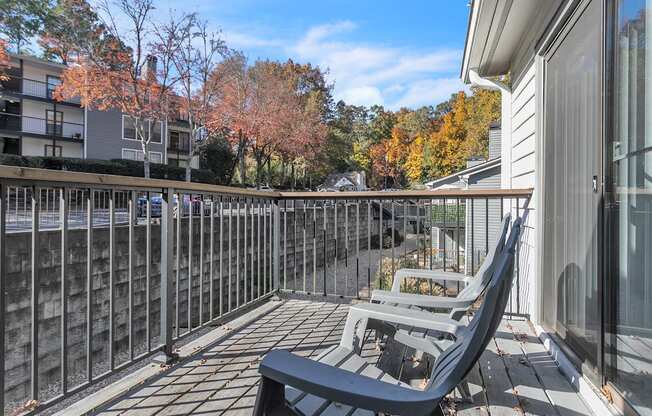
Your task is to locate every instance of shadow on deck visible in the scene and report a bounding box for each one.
[67,299,593,416]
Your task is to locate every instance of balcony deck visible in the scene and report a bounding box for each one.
[68,298,593,416]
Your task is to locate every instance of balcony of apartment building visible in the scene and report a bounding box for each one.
[0,108,85,141]
[0,166,606,416]
[0,70,81,106]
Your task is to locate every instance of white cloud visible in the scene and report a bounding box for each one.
[391,77,468,109]
[287,21,465,110]
[340,86,384,107]
[222,31,283,49]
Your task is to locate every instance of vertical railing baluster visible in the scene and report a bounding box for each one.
[456,197,461,292]
[209,196,215,321]
[355,200,360,298]
[471,198,475,275]
[312,200,317,293]
[283,199,287,291]
[443,198,447,273]
[293,199,297,292]
[273,198,281,293]
[485,198,489,256]
[86,189,93,382]
[257,199,261,298]
[302,200,306,293]
[128,191,135,361]
[60,188,69,394]
[0,184,5,413]
[146,191,151,351]
[188,193,194,331]
[263,199,268,295]
[160,188,174,358]
[367,200,371,296]
[199,196,205,325]
[243,198,248,304]
[175,193,181,337]
[235,197,240,308]
[516,197,521,315]
[109,189,115,370]
[378,200,383,290]
[219,196,224,316]
[428,200,433,270]
[31,186,40,401]
[323,200,327,296]
[334,199,338,296]
[250,198,255,301]
[391,199,395,278]
[227,196,232,312]
[344,199,349,297]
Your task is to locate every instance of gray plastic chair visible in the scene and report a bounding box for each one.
[371,213,511,321]
[253,220,521,416]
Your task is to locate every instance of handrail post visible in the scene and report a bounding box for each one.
[159,187,176,361]
[273,199,281,292]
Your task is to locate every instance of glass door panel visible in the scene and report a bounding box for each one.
[606,1,652,414]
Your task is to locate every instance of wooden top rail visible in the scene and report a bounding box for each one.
[0,165,278,197]
[277,188,533,199]
[0,165,533,200]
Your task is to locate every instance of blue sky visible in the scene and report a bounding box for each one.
[160,0,471,110]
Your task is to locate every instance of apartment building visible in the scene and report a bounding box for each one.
[0,53,198,168]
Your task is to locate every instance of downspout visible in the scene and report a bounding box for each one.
[468,69,512,192]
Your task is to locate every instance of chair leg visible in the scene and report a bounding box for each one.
[253,376,285,416]
[457,380,473,403]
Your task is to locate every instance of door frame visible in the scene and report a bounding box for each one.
[535,0,605,386]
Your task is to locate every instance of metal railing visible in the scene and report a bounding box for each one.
[0,166,532,415]
[1,76,81,104]
[0,113,84,139]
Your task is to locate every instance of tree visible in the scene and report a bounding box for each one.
[206,52,254,186]
[199,136,235,185]
[0,0,52,53]
[55,0,185,178]
[38,0,105,64]
[166,15,228,182]
[0,39,9,81]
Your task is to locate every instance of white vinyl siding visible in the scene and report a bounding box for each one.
[504,62,537,318]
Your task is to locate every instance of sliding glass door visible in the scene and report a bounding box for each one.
[606,1,652,414]
[542,0,602,374]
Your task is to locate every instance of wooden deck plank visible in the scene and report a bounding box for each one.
[494,321,557,416]
[507,320,593,416]
[91,300,598,416]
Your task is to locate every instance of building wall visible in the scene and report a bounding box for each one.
[20,61,63,82]
[502,62,538,319]
[21,100,83,125]
[21,136,83,157]
[85,109,167,161]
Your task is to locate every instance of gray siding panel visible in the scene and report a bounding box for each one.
[466,166,502,274]
[86,109,166,160]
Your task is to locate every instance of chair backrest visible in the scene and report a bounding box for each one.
[448,213,511,320]
[426,218,521,401]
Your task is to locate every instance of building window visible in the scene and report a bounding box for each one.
[44,144,62,157]
[150,120,162,143]
[46,76,61,100]
[169,130,190,152]
[0,137,19,155]
[46,110,63,136]
[123,115,137,140]
[122,148,163,164]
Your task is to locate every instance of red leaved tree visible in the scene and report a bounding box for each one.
[0,39,10,81]
[54,0,186,178]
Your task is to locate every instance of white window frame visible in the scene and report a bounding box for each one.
[122,115,163,144]
[122,148,163,164]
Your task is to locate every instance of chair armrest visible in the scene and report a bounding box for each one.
[392,268,471,292]
[259,349,438,416]
[371,290,475,311]
[340,303,465,351]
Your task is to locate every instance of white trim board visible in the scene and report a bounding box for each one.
[533,324,619,416]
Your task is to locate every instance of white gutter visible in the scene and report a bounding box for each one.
[468,68,510,93]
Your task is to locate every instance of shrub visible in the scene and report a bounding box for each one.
[374,255,446,296]
[0,154,219,184]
